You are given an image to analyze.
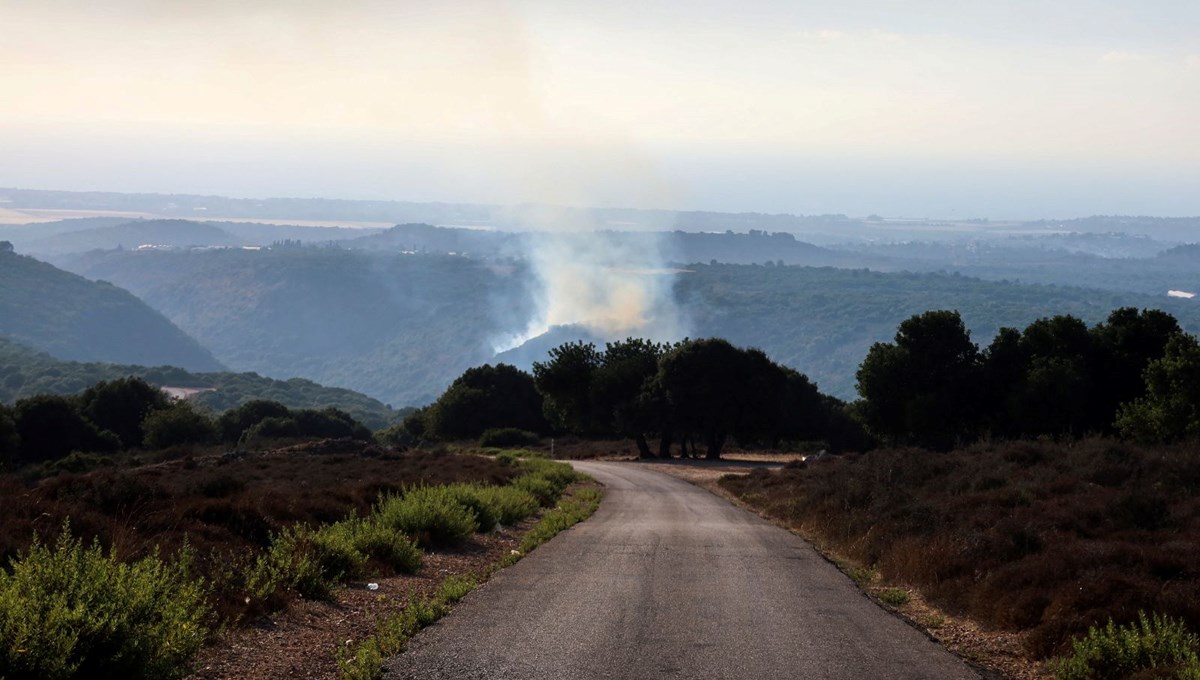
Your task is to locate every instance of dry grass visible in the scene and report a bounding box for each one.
[719,438,1200,661]
[0,440,518,622]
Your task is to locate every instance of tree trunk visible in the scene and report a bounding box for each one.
[635,433,653,459]
[658,431,673,458]
[705,431,725,460]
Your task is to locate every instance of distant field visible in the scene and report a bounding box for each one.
[0,207,389,229]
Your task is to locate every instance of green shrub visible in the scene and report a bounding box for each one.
[493,449,522,466]
[474,485,539,525]
[248,525,334,601]
[478,428,539,447]
[343,519,422,574]
[878,587,911,606]
[142,401,217,449]
[310,522,369,582]
[337,580,475,680]
[0,530,210,680]
[436,575,477,605]
[512,474,559,506]
[41,450,117,476]
[442,483,500,530]
[521,458,582,489]
[375,487,477,547]
[518,487,603,554]
[1052,612,1200,680]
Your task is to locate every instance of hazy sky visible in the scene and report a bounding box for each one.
[2,0,1198,218]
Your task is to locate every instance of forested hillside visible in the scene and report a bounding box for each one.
[0,337,396,428]
[66,247,531,406]
[55,245,1200,405]
[0,245,222,371]
[679,264,1200,398]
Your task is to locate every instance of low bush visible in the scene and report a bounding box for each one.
[142,401,217,450]
[512,474,559,506]
[479,428,539,448]
[521,458,582,489]
[474,485,539,526]
[248,525,334,602]
[310,522,370,583]
[340,518,422,574]
[375,487,478,547]
[40,450,116,476]
[1052,612,1200,680]
[878,588,910,607]
[442,483,501,530]
[0,529,210,680]
[437,574,477,605]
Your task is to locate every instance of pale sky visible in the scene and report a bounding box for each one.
[2,0,1198,218]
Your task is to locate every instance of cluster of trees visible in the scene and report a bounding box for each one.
[401,364,546,441]
[410,338,860,459]
[409,306,1200,457]
[678,262,1200,401]
[0,377,372,470]
[856,307,1199,448]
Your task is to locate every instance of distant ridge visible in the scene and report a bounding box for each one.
[0,248,223,371]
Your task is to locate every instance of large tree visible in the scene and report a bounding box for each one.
[533,342,601,433]
[77,377,171,448]
[589,338,665,458]
[856,310,982,449]
[426,363,546,440]
[654,338,793,459]
[1116,334,1200,442]
[13,395,117,463]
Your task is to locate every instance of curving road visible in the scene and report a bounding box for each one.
[384,461,979,680]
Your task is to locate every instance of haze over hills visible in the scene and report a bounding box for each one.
[63,247,532,407]
[4,188,1199,407]
[54,241,1200,404]
[0,245,222,371]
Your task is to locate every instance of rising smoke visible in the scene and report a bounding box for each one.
[490,222,690,354]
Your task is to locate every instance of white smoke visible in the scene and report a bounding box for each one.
[490,222,688,354]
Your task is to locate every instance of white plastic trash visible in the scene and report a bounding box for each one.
[367,583,379,591]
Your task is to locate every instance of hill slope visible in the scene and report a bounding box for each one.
[59,246,1200,405]
[0,337,397,428]
[678,263,1200,397]
[65,248,531,406]
[19,219,242,256]
[0,248,222,371]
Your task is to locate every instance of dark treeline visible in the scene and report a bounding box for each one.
[857,307,1198,449]
[409,306,1200,457]
[405,338,865,458]
[0,376,372,471]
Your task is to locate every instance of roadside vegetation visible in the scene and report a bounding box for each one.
[0,435,588,679]
[7,299,1200,677]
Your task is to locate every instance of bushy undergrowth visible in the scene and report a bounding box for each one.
[720,438,1200,657]
[0,530,210,680]
[0,449,590,678]
[478,427,540,447]
[337,479,601,680]
[1053,612,1200,680]
[376,487,479,547]
[474,485,540,526]
[0,450,517,622]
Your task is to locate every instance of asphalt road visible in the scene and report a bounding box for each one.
[384,461,979,680]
